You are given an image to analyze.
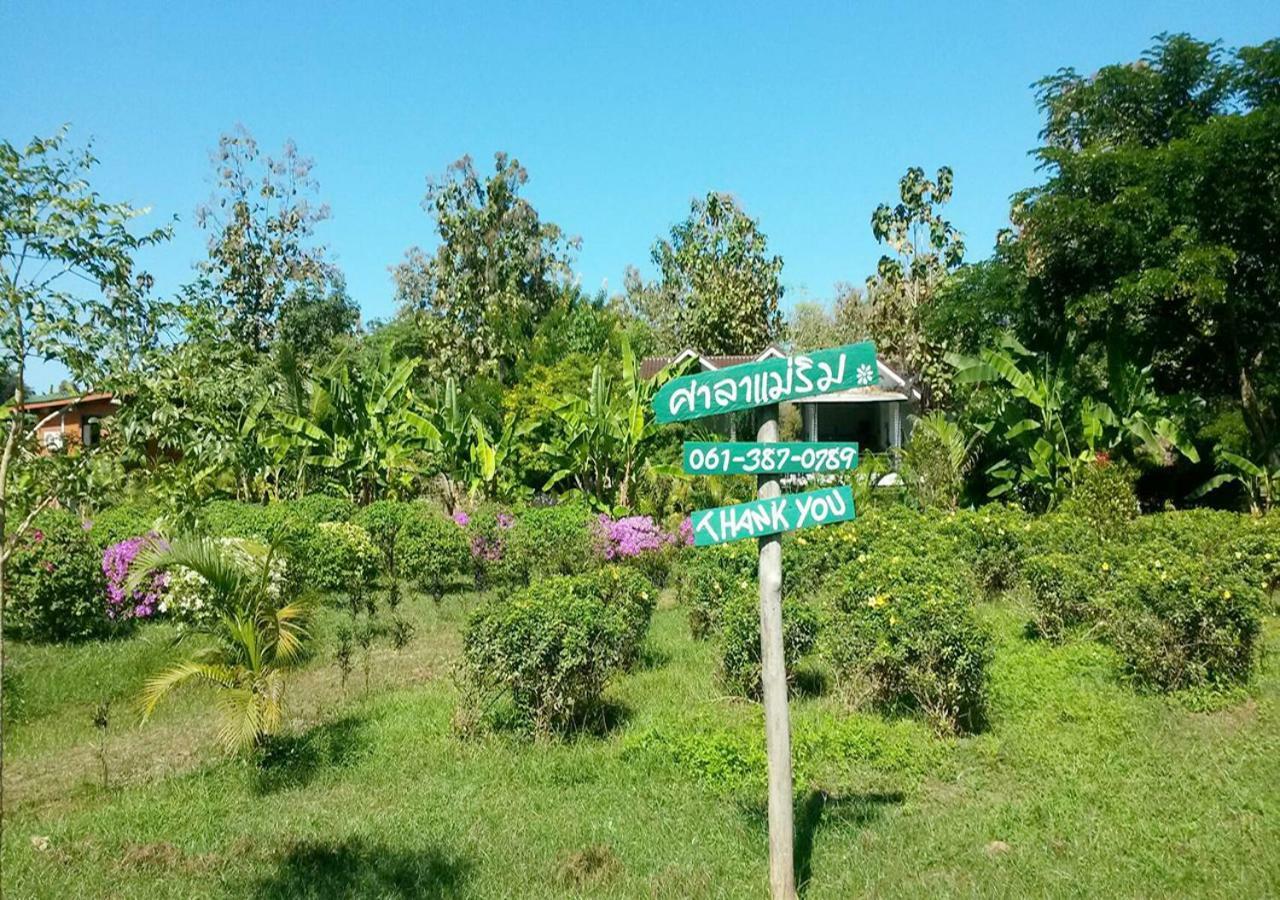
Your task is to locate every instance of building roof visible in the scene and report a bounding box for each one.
[17,391,114,412]
[639,345,786,380]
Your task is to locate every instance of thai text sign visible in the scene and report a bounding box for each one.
[683,441,859,475]
[690,486,855,547]
[653,341,879,424]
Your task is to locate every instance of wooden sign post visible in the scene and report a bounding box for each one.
[755,402,795,899]
[654,341,879,900]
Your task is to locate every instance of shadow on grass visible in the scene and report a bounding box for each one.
[636,644,672,671]
[740,788,904,893]
[252,715,371,795]
[791,667,829,699]
[794,789,903,893]
[485,698,633,740]
[250,837,468,899]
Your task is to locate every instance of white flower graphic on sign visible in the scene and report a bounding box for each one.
[856,363,874,386]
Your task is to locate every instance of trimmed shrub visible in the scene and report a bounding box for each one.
[353,500,411,603]
[1024,551,1111,641]
[942,505,1027,594]
[503,502,596,584]
[718,592,819,698]
[576,565,657,668]
[307,521,381,594]
[679,542,757,639]
[285,494,356,525]
[5,510,111,642]
[85,503,159,550]
[1105,547,1263,692]
[459,573,636,734]
[397,505,471,602]
[1059,457,1139,538]
[824,552,991,734]
[200,500,281,540]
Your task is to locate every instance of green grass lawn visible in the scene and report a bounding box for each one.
[2,590,1278,898]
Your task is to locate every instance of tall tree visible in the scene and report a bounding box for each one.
[392,153,578,382]
[1,128,170,839]
[864,166,965,406]
[647,192,784,355]
[1004,35,1280,459]
[196,126,332,352]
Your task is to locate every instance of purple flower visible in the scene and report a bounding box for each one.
[103,534,168,621]
[595,514,676,560]
[82,520,94,531]
[470,534,504,562]
[32,529,44,543]
[678,517,694,546]
[497,512,515,529]
[452,510,471,527]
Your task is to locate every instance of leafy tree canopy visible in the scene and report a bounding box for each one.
[392,152,579,382]
[642,192,785,356]
[196,126,332,352]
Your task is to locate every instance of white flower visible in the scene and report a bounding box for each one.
[856,363,874,386]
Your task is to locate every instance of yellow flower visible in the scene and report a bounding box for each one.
[797,537,808,545]
[889,614,899,627]
[866,594,887,609]
[1222,590,1232,600]
[1101,562,1111,572]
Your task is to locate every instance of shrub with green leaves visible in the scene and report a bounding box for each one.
[5,510,111,642]
[1105,547,1263,692]
[85,503,160,550]
[1059,458,1139,538]
[284,494,357,525]
[1024,551,1111,641]
[353,500,411,602]
[718,592,819,698]
[459,572,640,734]
[575,565,657,668]
[397,505,471,602]
[679,542,756,639]
[824,552,990,734]
[942,505,1027,594]
[307,521,381,594]
[503,502,596,584]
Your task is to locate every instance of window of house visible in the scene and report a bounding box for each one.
[81,415,101,448]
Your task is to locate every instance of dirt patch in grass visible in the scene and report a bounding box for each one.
[556,843,622,890]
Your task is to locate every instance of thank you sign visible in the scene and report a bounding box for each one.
[690,486,854,546]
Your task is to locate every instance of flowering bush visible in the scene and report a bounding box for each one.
[103,535,168,621]
[823,552,991,734]
[162,537,288,623]
[595,514,674,560]
[595,514,679,586]
[6,510,111,642]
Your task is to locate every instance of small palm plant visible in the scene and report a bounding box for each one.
[126,536,313,752]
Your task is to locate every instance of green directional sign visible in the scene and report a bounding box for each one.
[683,441,859,475]
[653,341,879,424]
[690,486,855,547]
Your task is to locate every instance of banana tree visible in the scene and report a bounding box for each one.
[542,341,675,510]
[1190,449,1278,514]
[260,350,439,503]
[949,334,1197,509]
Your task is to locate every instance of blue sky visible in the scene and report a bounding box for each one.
[4,1,1277,390]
